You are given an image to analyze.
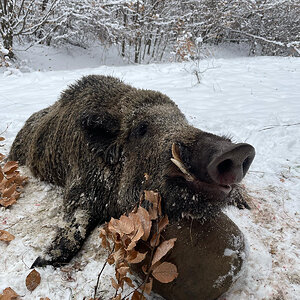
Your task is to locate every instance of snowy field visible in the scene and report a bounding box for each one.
[0,56,299,299]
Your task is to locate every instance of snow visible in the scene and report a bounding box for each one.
[0,55,300,300]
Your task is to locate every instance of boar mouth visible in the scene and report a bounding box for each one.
[170,143,232,195]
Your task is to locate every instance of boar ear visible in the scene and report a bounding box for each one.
[79,111,120,139]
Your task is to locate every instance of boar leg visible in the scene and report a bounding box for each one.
[32,183,98,267]
[227,184,251,209]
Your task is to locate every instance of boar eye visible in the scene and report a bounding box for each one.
[131,122,148,138]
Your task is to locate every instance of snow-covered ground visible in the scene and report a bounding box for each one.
[0,55,299,299]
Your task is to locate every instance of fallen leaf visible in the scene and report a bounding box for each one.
[127,251,147,264]
[0,177,14,190]
[136,206,152,241]
[152,262,178,283]
[0,230,15,242]
[0,153,5,161]
[2,184,17,199]
[123,276,135,288]
[144,190,161,219]
[3,161,18,175]
[128,212,144,242]
[40,298,50,300]
[0,287,19,300]
[131,290,146,300]
[112,295,121,300]
[0,197,17,208]
[117,266,129,278]
[12,175,28,186]
[111,277,119,290]
[152,238,177,266]
[118,215,135,235]
[99,227,111,250]
[25,269,41,292]
[112,247,126,265]
[109,216,134,236]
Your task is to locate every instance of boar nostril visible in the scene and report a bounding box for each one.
[242,156,251,175]
[217,159,233,175]
[207,143,255,185]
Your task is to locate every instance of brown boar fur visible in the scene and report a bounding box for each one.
[9,75,252,266]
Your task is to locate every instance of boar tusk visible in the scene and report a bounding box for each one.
[171,143,182,161]
[170,158,195,182]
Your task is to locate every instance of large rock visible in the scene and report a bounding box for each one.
[133,212,245,300]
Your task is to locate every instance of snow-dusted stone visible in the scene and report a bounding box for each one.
[132,212,245,300]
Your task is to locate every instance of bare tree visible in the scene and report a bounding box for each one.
[0,0,60,57]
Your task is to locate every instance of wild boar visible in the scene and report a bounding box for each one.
[9,75,255,266]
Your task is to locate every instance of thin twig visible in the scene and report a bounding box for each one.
[94,245,115,299]
[0,124,10,136]
[259,122,300,132]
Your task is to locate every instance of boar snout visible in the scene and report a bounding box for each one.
[170,139,255,196]
[207,143,255,186]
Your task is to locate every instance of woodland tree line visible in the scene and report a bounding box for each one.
[1,0,299,62]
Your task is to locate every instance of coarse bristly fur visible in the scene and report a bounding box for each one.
[9,75,254,266]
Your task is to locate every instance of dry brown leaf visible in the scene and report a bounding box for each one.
[0,197,17,208]
[118,215,135,235]
[0,154,5,162]
[12,175,28,186]
[128,212,144,242]
[99,227,111,250]
[40,298,50,300]
[25,269,41,292]
[136,206,151,241]
[2,184,17,199]
[144,190,162,220]
[123,277,135,288]
[152,262,178,283]
[0,177,14,190]
[0,137,4,142]
[0,287,19,300]
[117,266,129,278]
[107,254,115,265]
[112,295,121,300]
[111,247,126,265]
[158,215,169,233]
[126,249,138,261]
[131,290,146,300]
[0,230,15,242]
[127,251,147,264]
[144,190,158,203]
[141,277,153,295]
[111,277,119,290]
[152,238,177,266]
[3,161,18,175]
[109,216,134,236]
